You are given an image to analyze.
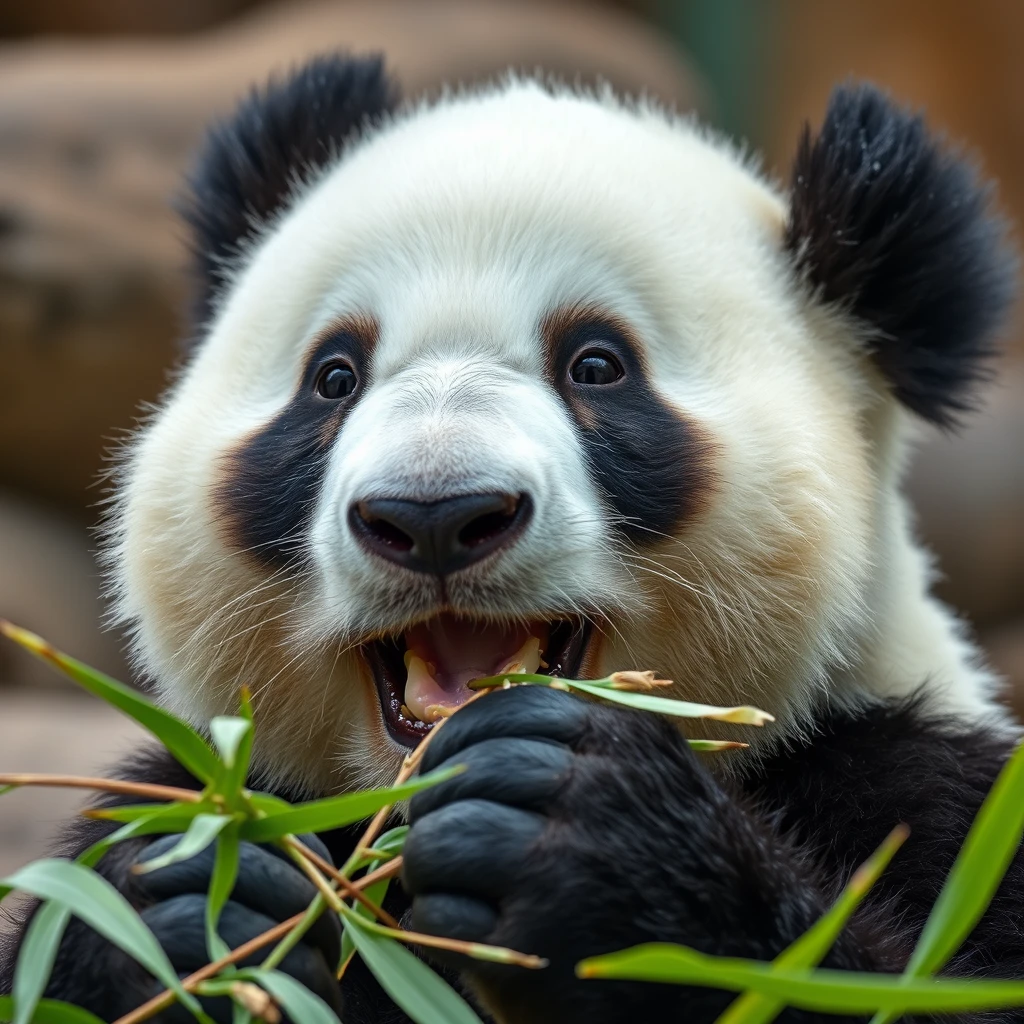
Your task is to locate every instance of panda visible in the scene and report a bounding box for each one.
[2,52,1023,1024]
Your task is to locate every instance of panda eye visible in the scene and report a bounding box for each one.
[570,350,624,386]
[316,363,358,400]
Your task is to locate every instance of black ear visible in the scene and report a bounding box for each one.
[181,53,398,331]
[785,83,1017,427]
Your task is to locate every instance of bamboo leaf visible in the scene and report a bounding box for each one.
[0,996,107,1024]
[718,825,908,1024]
[232,969,340,1024]
[0,623,219,783]
[343,915,485,1024]
[341,826,407,963]
[210,716,254,807]
[85,800,204,830]
[240,767,463,844]
[565,681,774,725]
[0,860,201,1016]
[577,944,1024,1014]
[351,826,408,871]
[468,673,772,725]
[207,824,241,960]
[11,902,71,1024]
[210,717,252,770]
[687,740,749,752]
[133,814,232,875]
[871,740,1024,1024]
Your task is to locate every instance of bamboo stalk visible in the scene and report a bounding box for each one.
[345,910,546,969]
[354,855,403,891]
[112,913,304,1024]
[0,774,201,804]
[285,836,401,928]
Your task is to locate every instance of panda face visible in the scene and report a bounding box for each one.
[109,75,1010,793]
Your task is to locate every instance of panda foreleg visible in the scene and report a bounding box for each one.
[0,748,366,1023]
[401,685,901,1024]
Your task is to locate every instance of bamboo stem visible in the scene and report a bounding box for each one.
[354,855,403,891]
[112,913,304,1024]
[0,774,201,804]
[286,836,401,928]
[344,909,546,969]
[343,687,489,874]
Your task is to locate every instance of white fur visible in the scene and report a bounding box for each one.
[106,79,1010,795]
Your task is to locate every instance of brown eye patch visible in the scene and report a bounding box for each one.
[543,305,715,544]
[214,315,377,568]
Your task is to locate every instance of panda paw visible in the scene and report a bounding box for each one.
[129,833,343,1023]
[402,685,742,1024]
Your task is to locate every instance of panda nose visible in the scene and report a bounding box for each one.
[349,492,532,576]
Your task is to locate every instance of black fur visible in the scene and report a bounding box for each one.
[181,54,398,332]
[7,689,1023,1023]
[785,83,1017,427]
[0,746,414,1023]
[545,312,715,542]
[213,325,370,566]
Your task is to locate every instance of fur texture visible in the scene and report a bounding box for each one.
[5,689,1022,1023]
[786,83,1016,426]
[2,57,1020,1023]
[181,53,396,330]
[106,66,1014,797]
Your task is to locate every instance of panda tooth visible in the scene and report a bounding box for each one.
[423,704,455,722]
[498,637,544,676]
[400,703,418,721]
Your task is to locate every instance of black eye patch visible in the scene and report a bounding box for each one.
[543,308,715,544]
[213,318,375,568]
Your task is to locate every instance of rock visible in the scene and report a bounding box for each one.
[0,494,128,688]
[982,620,1024,719]
[0,0,700,514]
[907,359,1024,628]
[0,690,146,876]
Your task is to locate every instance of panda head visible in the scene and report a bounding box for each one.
[107,55,1016,793]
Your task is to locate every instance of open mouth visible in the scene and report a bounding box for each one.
[363,615,593,747]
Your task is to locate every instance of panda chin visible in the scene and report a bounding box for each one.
[363,616,593,748]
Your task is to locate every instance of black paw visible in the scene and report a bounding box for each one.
[401,685,726,1023]
[131,833,342,1023]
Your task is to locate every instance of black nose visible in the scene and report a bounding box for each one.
[350,492,532,576]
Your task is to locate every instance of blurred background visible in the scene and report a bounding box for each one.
[0,0,1022,876]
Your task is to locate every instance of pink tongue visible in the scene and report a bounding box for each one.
[405,615,538,691]
[403,615,549,723]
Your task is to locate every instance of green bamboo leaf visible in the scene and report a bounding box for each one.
[0,860,201,1016]
[341,826,407,963]
[718,825,908,1024]
[233,969,340,1024]
[0,996,107,1024]
[871,739,1024,1024]
[11,902,71,1024]
[211,717,251,769]
[687,740,748,752]
[244,792,292,815]
[352,826,409,870]
[467,674,773,725]
[231,1002,253,1024]
[240,766,463,844]
[343,915,485,1024]
[578,944,1024,1014]
[86,800,204,830]
[134,814,232,875]
[564,681,773,725]
[0,785,14,797]
[206,824,241,960]
[0,623,219,783]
